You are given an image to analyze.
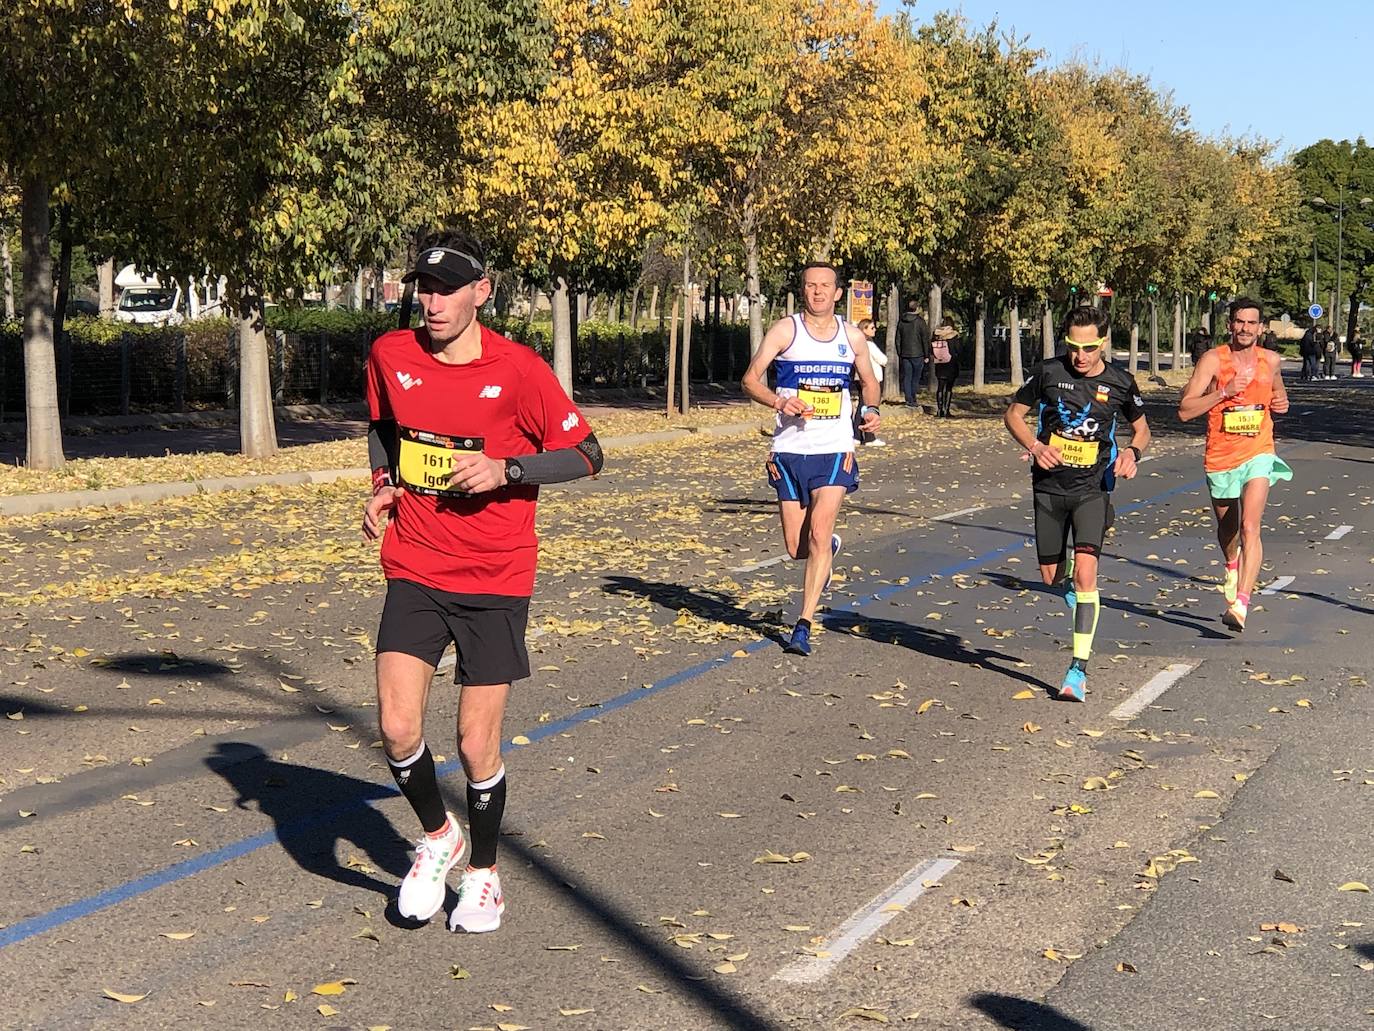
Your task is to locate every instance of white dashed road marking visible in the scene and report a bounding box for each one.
[1110,662,1199,721]
[773,857,960,984]
[1325,525,1353,541]
[730,554,790,574]
[1259,575,1296,596]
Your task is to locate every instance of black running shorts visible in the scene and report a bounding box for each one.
[376,579,531,685]
[1033,491,1110,565]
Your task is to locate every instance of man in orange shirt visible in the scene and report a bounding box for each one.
[1178,298,1291,631]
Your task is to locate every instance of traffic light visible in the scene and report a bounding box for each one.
[1207,289,1219,302]
[1146,283,1157,294]
[1069,285,1078,295]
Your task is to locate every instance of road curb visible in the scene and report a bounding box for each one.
[0,422,764,518]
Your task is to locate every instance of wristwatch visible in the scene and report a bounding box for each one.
[1127,445,1142,462]
[861,404,881,417]
[503,458,525,485]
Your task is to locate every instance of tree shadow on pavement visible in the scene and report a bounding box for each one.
[982,573,1231,641]
[602,575,788,645]
[206,742,418,917]
[603,574,1053,693]
[968,992,1096,1031]
[712,495,920,519]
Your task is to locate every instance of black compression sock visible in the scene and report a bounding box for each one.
[466,767,507,868]
[387,741,448,834]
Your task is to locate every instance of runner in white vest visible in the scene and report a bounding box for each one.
[742,262,881,655]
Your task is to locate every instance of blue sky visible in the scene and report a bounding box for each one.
[882,1,1370,155]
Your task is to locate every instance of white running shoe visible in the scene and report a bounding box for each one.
[866,438,888,447]
[449,865,505,933]
[397,813,465,921]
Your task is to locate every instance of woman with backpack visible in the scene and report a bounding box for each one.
[931,318,960,417]
[1349,333,1364,378]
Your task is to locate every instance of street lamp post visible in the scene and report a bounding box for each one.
[1311,187,1374,337]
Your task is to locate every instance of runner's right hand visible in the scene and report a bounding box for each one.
[1028,441,1063,470]
[363,485,404,541]
[1224,365,1254,397]
[777,396,814,419]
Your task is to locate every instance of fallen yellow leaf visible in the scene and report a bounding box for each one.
[103,990,147,1004]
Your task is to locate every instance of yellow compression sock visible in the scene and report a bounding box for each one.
[1072,589,1100,662]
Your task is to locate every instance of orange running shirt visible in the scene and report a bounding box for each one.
[1204,346,1276,473]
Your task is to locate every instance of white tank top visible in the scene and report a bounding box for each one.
[772,313,856,456]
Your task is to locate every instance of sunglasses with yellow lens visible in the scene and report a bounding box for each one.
[1064,337,1107,353]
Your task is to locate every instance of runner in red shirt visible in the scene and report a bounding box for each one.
[362,230,603,932]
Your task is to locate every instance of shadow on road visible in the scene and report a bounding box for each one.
[602,574,1053,694]
[206,742,787,1029]
[207,742,414,907]
[982,573,1231,641]
[969,992,1096,1031]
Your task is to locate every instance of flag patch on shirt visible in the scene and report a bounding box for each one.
[1095,386,1110,403]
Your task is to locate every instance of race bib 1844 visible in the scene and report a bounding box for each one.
[1049,432,1100,468]
[1222,405,1264,436]
[397,427,484,496]
[798,383,843,419]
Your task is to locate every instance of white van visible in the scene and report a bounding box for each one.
[114,265,184,325]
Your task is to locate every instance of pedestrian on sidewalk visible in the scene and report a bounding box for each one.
[931,318,960,417]
[855,318,888,446]
[362,229,604,933]
[1323,331,1339,379]
[1349,332,1363,378]
[1298,326,1318,382]
[896,298,931,409]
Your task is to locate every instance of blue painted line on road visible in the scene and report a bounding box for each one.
[0,473,1206,951]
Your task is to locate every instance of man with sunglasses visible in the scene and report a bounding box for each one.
[1178,297,1290,631]
[362,229,604,933]
[1004,306,1150,701]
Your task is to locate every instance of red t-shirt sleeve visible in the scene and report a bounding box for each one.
[366,336,392,421]
[516,355,590,451]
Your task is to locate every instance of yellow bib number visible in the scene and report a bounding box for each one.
[397,427,484,496]
[1049,432,1099,468]
[1222,405,1264,436]
[798,383,842,419]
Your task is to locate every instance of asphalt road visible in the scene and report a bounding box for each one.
[1,374,1371,1031]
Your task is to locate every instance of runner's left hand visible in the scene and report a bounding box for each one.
[1113,450,1138,479]
[859,411,881,433]
[447,452,507,493]
[1271,395,1289,415]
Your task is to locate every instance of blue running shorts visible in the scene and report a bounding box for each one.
[766,451,859,508]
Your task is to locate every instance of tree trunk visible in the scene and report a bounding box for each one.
[1008,294,1023,385]
[666,293,679,416]
[552,277,574,395]
[98,257,114,318]
[1041,297,1054,358]
[879,283,898,403]
[679,252,693,414]
[21,176,64,470]
[353,268,365,310]
[746,226,764,356]
[187,277,201,319]
[973,293,987,390]
[237,285,278,459]
[785,291,795,316]
[1345,292,1359,345]
[373,266,386,311]
[576,291,588,324]
[928,281,942,331]
[628,282,641,330]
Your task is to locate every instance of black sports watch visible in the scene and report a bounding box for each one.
[503,457,525,485]
[1127,445,1143,462]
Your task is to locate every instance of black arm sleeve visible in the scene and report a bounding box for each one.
[368,419,398,475]
[513,432,604,485]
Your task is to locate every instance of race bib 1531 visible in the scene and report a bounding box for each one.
[1222,405,1264,436]
[397,427,484,496]
[1049,432,1100,468]
[798,383,842,419]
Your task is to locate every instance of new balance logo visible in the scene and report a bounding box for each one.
[397,770,411,785]
[396,370,423,391]
[479,385,502,398]
[473,791,491,811]
[561,411,580,432]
